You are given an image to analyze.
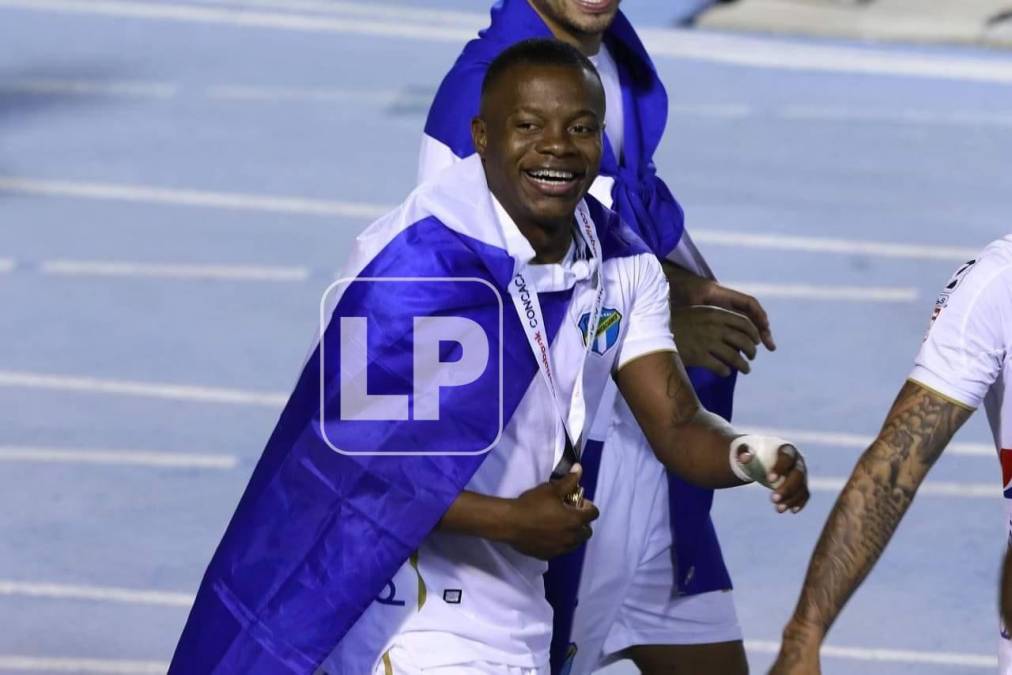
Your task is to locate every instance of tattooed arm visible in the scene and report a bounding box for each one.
[770,380,973,675]
[616,351,810,512]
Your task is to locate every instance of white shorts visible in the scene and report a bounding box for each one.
[568,405,742,674]
[374,644,550,675]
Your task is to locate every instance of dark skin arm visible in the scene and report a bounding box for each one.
[437,468,600,561]
[770,380,973,675]
[616,350,809,510]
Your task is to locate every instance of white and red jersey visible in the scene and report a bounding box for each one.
[909,235,1012,499]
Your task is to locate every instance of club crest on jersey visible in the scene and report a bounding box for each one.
[931,259,978,324]
[579,308,622,355]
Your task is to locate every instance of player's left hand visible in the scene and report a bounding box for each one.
[735,440,809,513]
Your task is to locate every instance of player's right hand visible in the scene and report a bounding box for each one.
[733,437,810,513]
[505,465,600,561]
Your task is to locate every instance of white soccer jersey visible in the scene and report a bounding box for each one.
[907,235,1012,670]
[909,235,1012,467]
[335,158,678,672]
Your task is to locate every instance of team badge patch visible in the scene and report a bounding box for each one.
[931,259,977,324]
[579,308,622,355]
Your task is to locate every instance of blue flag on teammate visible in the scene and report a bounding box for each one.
[168,155,624,674]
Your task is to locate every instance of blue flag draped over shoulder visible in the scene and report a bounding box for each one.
[169,156,575,674]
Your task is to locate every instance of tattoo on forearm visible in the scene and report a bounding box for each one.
[795,381,971,634]
[665,364,699,426]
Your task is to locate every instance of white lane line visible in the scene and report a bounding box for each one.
[667,103,753,119]
[727,282,918,302]
[639,27,1012,84]
[0,371,286,407]
[8,0,1012,84]
[694,229,977,261]
[781,105,1012,129]
[746,425,993,457]
[0,0,476,42]
[25,259,912,303]
[0,78,177,99]
[181,0,482,26]
[0,580,193,606]
[41,260,309,281]
[809,477,996,498]
[0,644,991,673]
[0,446,236,469]
[0,177,978,263]
[206,82,1012,128]
[0,177,388,219]
[0,656,168,674]
[1,72,1008,130]
[205,84,432,106]
[0,375,996,497]
[746,640,996,668]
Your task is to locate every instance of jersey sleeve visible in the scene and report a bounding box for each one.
[614,253,678,372]
[909,254,1011,409]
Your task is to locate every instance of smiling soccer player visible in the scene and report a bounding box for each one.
[170,40,808,675]
[420,2,780,672]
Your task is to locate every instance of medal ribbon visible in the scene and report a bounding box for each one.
[507,202,606,479]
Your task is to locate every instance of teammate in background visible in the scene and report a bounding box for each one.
[421,1,775,673]
[770,237,1012,674]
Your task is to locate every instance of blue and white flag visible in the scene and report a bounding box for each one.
[169,156,640,674]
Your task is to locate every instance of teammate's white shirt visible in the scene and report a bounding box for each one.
[906,235,1012,673]
[909,235,1012,451]
[588,44,623,163]
[347,193,678,671]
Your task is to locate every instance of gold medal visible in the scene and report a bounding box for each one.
[564,485,585,508]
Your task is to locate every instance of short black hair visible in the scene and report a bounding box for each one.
[480,38,602,102]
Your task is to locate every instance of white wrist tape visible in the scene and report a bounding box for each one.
[729,434,795,487]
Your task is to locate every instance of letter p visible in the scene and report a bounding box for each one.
[412,316,489,421]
